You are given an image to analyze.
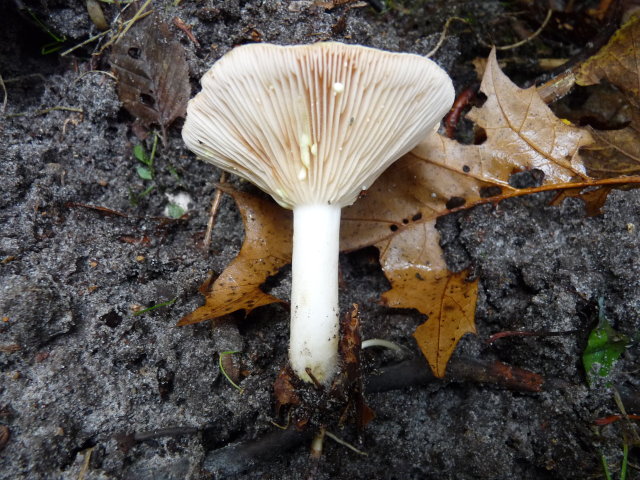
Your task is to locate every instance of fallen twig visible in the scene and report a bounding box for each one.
[73,70,118,84]
[594,414,640,426]
[365,355,554,394]
[202,173,228,250]
[325,430,367,456]
[60,29,112,57]
[202,427,314,477]
[114,426,200,453]
[105,0,153,50]
[436,177,640,222]
[173,17,200,46]
[60,0,153,57]
[65,202,129,218]
[6,105,83,119]
[65,201,187,224]
[485,329,579,344]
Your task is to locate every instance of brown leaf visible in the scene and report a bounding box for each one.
[110,15,190,137]
[177,187,292,326]
[341,155,500,253]
[342,49,593,377]
[410,272,478,378]
[582,121,640,177]
[338,304,374,430]
[576,15,640,177]
[576,15,640,99]
[343,48,593,250]
[461,49,591,185]
[274,368,301,416]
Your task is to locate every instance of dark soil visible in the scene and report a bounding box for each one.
[1,1,638,479]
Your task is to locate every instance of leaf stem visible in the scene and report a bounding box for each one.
[132,297,177,316]
[621,443,628,480]
[442,177,640,219]
[218,350,243,392]
[600,452,613,480]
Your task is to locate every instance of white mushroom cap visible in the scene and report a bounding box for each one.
[182,42,454,209]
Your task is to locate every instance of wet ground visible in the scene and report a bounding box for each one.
[1,1,639,479]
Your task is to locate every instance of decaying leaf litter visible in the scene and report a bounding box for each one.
[1,1,640,479]
[109,14,190,141]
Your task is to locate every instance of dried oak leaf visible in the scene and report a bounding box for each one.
[342,49,592,377]
[109,16,190,137]
[576,14,640,177]
[177,187,292,326]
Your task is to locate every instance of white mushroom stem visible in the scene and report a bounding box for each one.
[181,43,456,385]
[289,203,342,384]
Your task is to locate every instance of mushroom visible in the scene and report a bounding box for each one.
[182,42,454,384]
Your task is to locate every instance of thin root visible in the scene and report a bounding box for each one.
[325,430,368,456]
[310,427,325,459]
[426,17,470,58]
[73,70,118,84]
[269,411,292,430]
[6,106,83,119]
[494,9,553,51]
[361,338,405,354]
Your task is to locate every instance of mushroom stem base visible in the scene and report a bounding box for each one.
[289,204,342,384]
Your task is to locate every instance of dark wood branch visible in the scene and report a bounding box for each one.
[202,427,314,477]
[366,355,559,394]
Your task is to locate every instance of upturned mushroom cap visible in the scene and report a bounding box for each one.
[182,42,454,209]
